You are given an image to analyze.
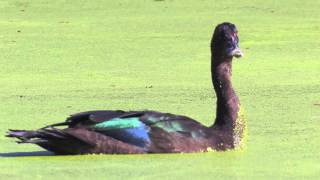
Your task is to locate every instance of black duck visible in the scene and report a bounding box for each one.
[7,22,247,154]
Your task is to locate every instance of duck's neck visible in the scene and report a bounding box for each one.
[211,55,240,128]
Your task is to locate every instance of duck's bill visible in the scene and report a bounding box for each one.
[231,48,244,58]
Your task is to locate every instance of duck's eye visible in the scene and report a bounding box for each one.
[226,42,233,49]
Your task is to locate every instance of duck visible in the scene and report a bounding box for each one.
[6,22,247,154]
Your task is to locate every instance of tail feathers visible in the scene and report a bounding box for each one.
[18,139,49,144]
[6,128,94,154]
[6,129,39,142]
[7,129,67,142]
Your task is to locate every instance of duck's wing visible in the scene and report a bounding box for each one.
[76,111,209,152]
[46,110,208,149]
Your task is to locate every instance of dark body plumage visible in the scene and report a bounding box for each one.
[7,22,246,154]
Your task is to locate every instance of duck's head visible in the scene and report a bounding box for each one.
[211,22,243,59]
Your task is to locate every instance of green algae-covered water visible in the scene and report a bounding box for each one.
[1,0,319,179]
